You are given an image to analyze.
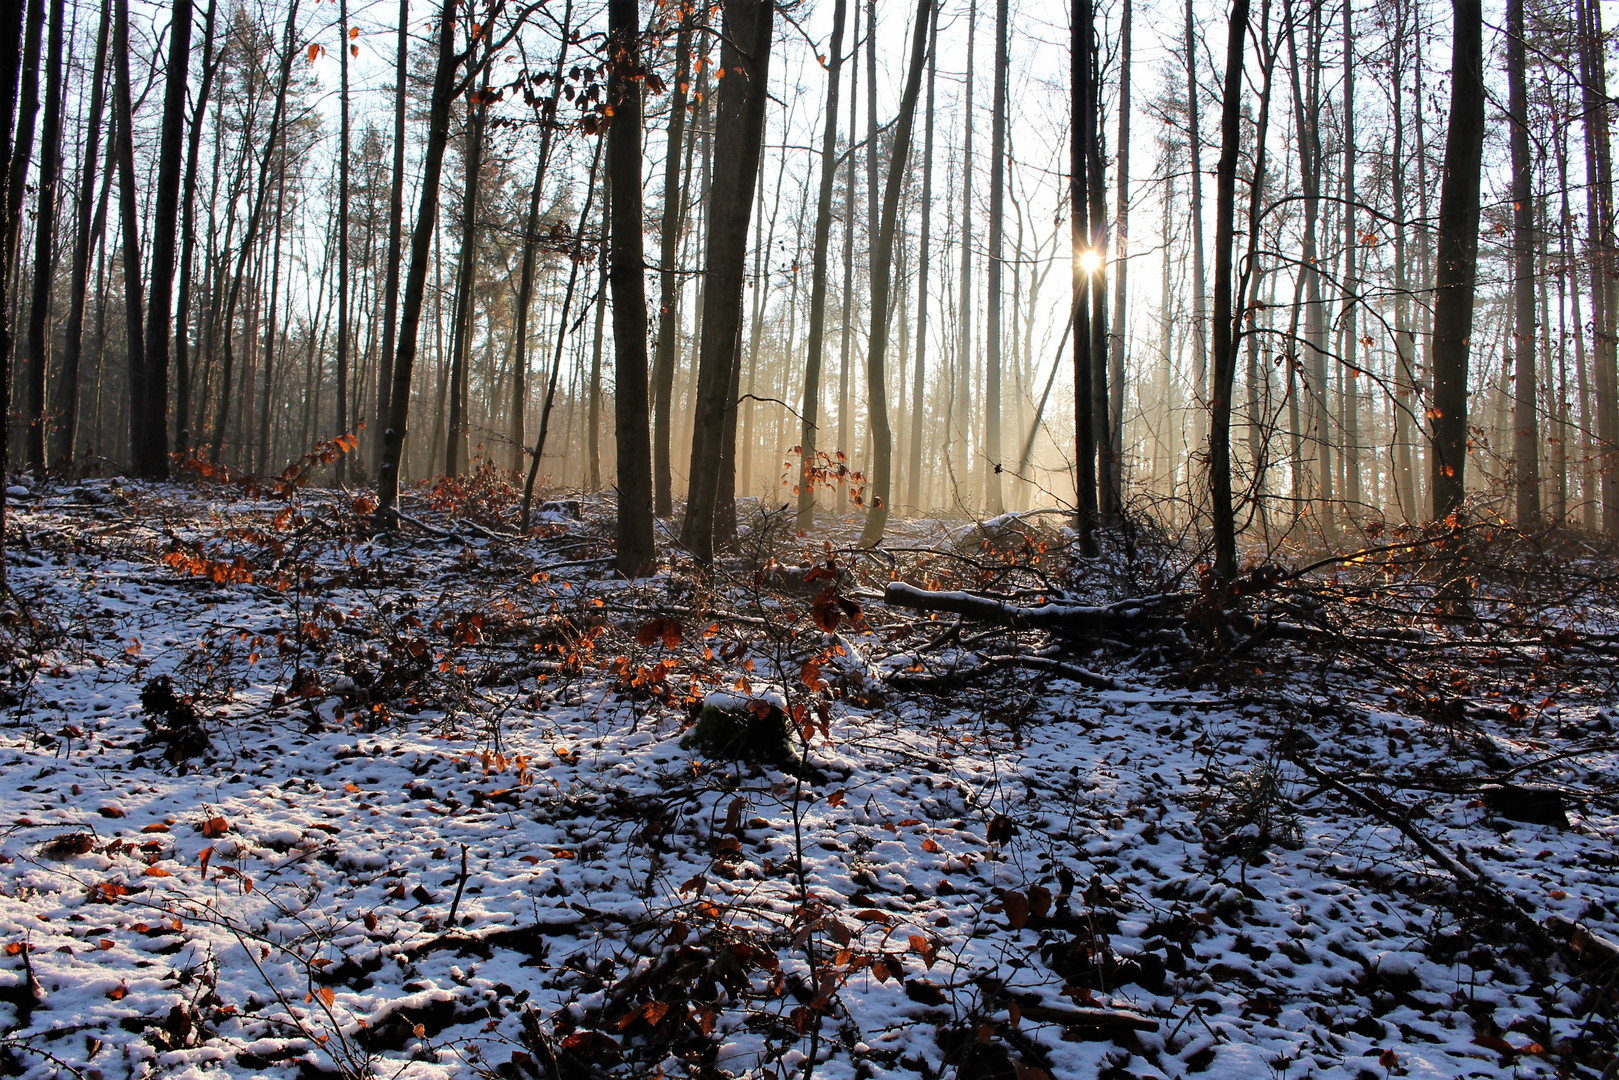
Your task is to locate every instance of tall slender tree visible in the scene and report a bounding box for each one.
[606,0,656,574]
[24,0,66,476]
[858,0,932,547]
[651,4,693,513]
[1429,0,1485,519]
[376,0,461,522]
[171,0,219,457]
[679,0,774,565]
[55,0,112,466]
[983,0,1008,514]
[336,0,353,480]
[373,0,409,467]
[1507,0,1538,524]
[134,0,195,478]
[795,0,849,532]
[904,9,936,513]
[1107,0,1131,508]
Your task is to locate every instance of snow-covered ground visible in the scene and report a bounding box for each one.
[0,478,1614,1079]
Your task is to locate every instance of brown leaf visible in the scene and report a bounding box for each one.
[1002,891,1030,930]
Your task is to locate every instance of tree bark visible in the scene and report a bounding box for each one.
[1429,0,1485,519]
[678,0,774,565]
[335,0,352,480]
[446,64,490,478]
[857,0,931,548]
[1506,0,1538,524]
[0,0,28,576]
[132,0,194,478]
[953,0,975,505]
[1577,0,1618,533]
[209,0,300,465]
[606,0,657,574]
[650,5,692,514]
[373,0,410,469]
[983,0,1008,514]
[2,0,41,286]
[509,0,572,474]
[1185,0,1209,465]
[795,0,849,531]
[171,0,218,458]
[1071,0,1097,553]
[56,0,112,467]
[1107,0,1131,513]
[113,0,146,469]
[520,140,602,529]
[904,11,936,514]
[1209,0,1257,581]
[24,0,65,477]
[376,0,460,522]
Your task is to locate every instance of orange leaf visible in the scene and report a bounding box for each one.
[318,987,335,1007]
[144,866,172,878]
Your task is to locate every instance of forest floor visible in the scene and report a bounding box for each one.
[0,469,1616,1080]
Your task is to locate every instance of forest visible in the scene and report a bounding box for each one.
[0,0,1617,1077]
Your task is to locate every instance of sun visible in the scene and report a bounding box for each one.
[1078,249,1104,275]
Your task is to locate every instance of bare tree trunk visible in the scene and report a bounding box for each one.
[795,0,849,531]
[376,0,460,522]
[857,0,932,547]
[904,10,935,514]
[836,0,859,516]
[606,0,656,574]
[587,184,607,491]
[1340,0,1360,515]
[1429,0,1485,519]
[1107,0,1131,511]
[1507,0,1538,524]
[953,0,975,506]
[983,0,1008,514]
[132,0,195,478]
[24,0,65,477]
[209,0,300,465]
[650,4,691,514]
[446,64,490,478]
[373,0,409,470]
[1185,0,1209,466]
[1210,0,1260,580]
[1071,0,1097,551]
[56,0,111,467]
[510,0,572,474]
[1577,0,1619,533]
[1286,2,1330,528]
[0,0,27,576]
[1390,0,1416,521]
[520,140,601,527]
[2,0,41,287]
[171,0,217,458]
[335,0,352,480]
[257,144,286,472]
[112,0,145,470]
[679,0,774,564]
[1087,24,1113,527]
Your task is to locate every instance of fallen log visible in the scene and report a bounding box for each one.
[882,581,1175,636]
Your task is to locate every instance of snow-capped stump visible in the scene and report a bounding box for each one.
[1482,783,1569,828]
[682,692,795,767]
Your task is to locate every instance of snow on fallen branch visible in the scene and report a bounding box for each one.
[882,580,1177,634]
